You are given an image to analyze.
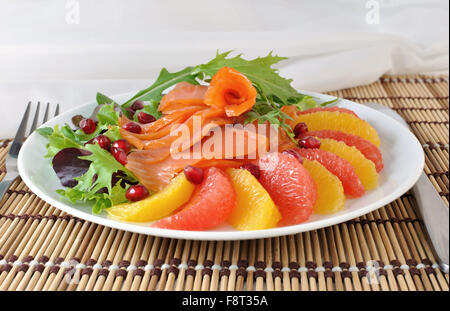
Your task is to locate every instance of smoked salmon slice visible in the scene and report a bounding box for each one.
[159,82,208,113]
[141,105,207,133]
[204,67,257,117]
[126,126,268,192]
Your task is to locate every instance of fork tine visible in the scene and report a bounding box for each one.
[42,102,50,123]
[29,102,41,134]
[9,102,31,155]
[54,104,60,117]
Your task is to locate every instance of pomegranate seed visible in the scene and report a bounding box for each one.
[293,122,308,138]
[123,122,142,134]
[240,163,260,179]
[184,165,204,184]
[79,118,96,134]
[137,112,156,124]
[95,135,111,150]
[298,136,321,149]
[282,149,303,164]
[111,147,128,165]
[111,139,132,154]
[131,100,144,111]
[126,185,149,202]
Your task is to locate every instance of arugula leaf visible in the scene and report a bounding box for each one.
[320,97,340,107]
[122,67,198,107]
[96,92,117,105]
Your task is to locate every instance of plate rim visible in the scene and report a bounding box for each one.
[17,91,425,240]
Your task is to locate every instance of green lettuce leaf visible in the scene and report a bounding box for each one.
[37,125,82,158]
[97,102,120,125]
[75,143,136,195]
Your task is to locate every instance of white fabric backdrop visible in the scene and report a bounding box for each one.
[0,0,448,138]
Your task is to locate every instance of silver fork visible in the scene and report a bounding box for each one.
[0,102,60,200]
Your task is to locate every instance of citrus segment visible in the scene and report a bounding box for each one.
[153,167,236,230]
[302,159,345,214]
[107,173,195,222]
[226,168,281,230]
[258,152,317,226]
[319,138,378,190]
[298,106,359,118]
[295,148,365,197]
[299,130,383,172]
[293,111,381,146]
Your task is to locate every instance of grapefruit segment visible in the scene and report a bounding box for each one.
[226,168,281,230]
[295,148,365,197]
[302,159,345,214]
[299,130,383,172]
[258,152,317,226]
[153,167,236,230]
[319,138,378,190]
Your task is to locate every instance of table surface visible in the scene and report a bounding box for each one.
[0,74,448,291]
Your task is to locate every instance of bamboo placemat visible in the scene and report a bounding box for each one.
[0,74,448,291]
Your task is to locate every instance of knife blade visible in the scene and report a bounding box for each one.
[366,102,449,273]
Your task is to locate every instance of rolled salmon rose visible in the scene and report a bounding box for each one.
[204,67,257,117]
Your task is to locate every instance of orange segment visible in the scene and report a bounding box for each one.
[302,159,345,214]
[226,168,281,230]
[107,173,195,222]
[298,107,359,118]
[296,148,365,197]
[281,105,359,128]
[319,138,378,190]
[293,111,381,146]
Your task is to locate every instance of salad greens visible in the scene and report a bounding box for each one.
[36,103,134,212]
[37,51,337,214]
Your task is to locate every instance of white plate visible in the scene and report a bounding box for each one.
[18,91,424,240]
